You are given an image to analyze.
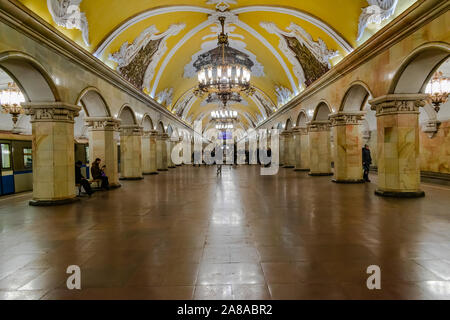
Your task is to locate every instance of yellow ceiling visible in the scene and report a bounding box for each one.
[18,0,417,128]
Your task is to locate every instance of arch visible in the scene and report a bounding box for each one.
[0,51,59,102]
[76,87,111,117]
[141,114,155,131]
[117,104,137,125]
[312,101,332,121]
[157,121,165,133]
[277,122,283,130]
[285,118,293,130]
[340,81,373,112]
[296,110,309,127]
[390,42,450,94]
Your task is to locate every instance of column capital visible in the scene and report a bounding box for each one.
[120,125,143,136]
[280,130,293,137]
[292,126,308,135]
[157,133,169,140]
[329,112,365,127]
[369,94,427,116]
[22,102,80,123]
[308,120,330,132]
[85,117,121,131]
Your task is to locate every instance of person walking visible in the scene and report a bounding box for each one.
[362,144,372,182]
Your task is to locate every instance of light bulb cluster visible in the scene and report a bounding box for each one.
[198,65,251,87]
[216,123,234,130]
[0,82,25,124]
[211,110,238,120]
[425,71,449,112]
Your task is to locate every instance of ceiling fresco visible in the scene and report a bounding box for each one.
[19,0,417,129]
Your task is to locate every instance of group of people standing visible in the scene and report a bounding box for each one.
[75,158,110,196]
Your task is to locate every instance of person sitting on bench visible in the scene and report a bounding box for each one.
[91,158,110,190]
[75,161,93,196]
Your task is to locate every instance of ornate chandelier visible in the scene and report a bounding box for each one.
[426,71,449,113]
[216,123,234,130]
[0,82,25,124]
[194,16,254,106]
[211,109,238,121]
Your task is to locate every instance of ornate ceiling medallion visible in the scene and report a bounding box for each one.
[194,16,254,107]
[206,0,237,12]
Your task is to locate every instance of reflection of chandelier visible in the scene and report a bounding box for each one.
[426,71,449,113]
[0,82,25,124]
[194,16,254,106]
[211,109,238,120]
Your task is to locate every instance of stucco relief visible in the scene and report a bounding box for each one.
[357,0,399,41]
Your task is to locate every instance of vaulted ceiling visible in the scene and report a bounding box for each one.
[18,0,417,129]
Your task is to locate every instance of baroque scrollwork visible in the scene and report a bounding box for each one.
[47,0,90,46]
[357,0,398,41]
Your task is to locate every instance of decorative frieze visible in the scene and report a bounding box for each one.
[23,102,80,123]
[308,120,330,132]
[85,117,121,131]
[329,112,365,127]
[120,125,143,136]
[370,94,427,116]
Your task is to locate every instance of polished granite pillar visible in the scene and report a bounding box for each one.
[293,127,310,171]
[141,130,152,175]
[23,102,80,206]
[86,117,121,187]
[149,131,159,174]
[120,125,143,180]
[308,121,333,176]
[157,133,169,171]
[330,112,365,183]
[370,94,427,197]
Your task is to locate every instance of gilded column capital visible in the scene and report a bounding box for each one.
[292,126,308,135]
[369,94,427,116]
[308,120,330,132]
[329,112,365,127]
[120,125,143,136]
[85,117,121,131]
[22,102,80,123]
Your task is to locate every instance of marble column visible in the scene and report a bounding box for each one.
[141,130,152,175]
[23,102,80,206]
[86,117,121,188]
[157,133,169,171]
[281,130,295,168]
[149,131,159,174]
[330,112,365,183]
[370,94,427,197]
[308,121,333,176]
[279,132,286,166]
[177,137,184,166]
[293,127,310,171]
[168,139,176,169]
[120,125,143,180]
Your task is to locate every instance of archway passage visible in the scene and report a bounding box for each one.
[308,101,332,176]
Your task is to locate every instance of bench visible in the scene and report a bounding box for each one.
[76,179,102,196]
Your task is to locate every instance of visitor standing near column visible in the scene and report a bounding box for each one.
[362,144,372,182]
[75,161,93,196]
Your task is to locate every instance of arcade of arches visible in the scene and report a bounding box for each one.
[0,0,449,300]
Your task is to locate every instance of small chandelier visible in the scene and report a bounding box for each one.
[0,82,25,124]
[425,71,449,113]
[194,16,254,106]
[211,109,238,121]
[216,123,234,130]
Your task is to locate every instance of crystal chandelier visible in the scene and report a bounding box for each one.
[425,71,449,113]
[211,109,238,121]
[0,82,25,124]
[216,123,234,130]
[194,16,254,106]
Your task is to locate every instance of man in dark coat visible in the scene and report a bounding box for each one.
[91,158,109,190]
[362,144,372,182]
[75,161,93,196]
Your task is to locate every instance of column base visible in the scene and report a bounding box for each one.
[109,183,122,189]
[332,179,365,184]
[375,189,425,198]
[309,172,333,176]
[29,197,80,207]
[294,168,310,172]
[283,165,295,169]
[158,169,169,172]
[143,172,159,175]
[119,177,144,181]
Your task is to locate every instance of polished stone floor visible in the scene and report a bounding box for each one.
[0,165,449,300]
